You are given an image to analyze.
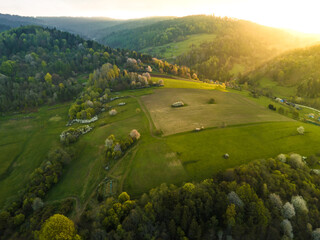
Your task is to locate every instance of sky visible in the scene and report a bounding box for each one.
[1,0,320,34]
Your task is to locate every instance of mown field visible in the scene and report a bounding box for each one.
[141,88,292,135]
[0,103,70,207]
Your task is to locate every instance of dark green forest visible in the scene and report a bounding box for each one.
[2,150,320,239]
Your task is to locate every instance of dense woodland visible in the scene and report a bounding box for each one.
[2,150,320,240]
[0,26,155,112]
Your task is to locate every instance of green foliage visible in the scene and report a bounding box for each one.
[38,214,80,240]
[79,157,320,239]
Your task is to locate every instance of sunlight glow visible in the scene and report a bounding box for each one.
[1,0,320,34]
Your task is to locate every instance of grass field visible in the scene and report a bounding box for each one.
[2,76,320,210]
[124,120,320,196]
[141,88,292,135]
[46,96,149,203]
[141,34,216,61]
[0,103,70,207]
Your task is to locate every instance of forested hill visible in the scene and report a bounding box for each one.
[0,13,173,40]
[0,14,44,30]
[101,15,320,81]
[243,44,320,99]
[39,16,174,40]
[0,25,145,112]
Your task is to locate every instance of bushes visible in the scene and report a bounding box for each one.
[60,125,93,145]
[208,98,215,104]
[268,104,276,111]
[105,130,141,160]
[297,126,305,135]
[109,109,117,116]
[288,153,305,169]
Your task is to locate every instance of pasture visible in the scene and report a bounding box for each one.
[0,103,70,207]
[46,97,149,203]
[141,88,292,136]
[141,34,216,61]
[124,121,320,196]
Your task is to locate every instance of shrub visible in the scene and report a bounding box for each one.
[118,192,130,203]
[268,104,276,111]
[130,129,141,140]
[282,202,295,219]
[208,98,215,104]
[297,126,305,135]
[291,195,308,214]
[277,154,287,163]
[109,109,117,116]
[158,79,164,86]
[105,135,115,148]
[289,153,305,169]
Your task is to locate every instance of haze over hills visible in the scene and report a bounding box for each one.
[2,7,320,240]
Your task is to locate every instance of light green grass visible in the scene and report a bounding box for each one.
[258,77,296,97]
[141,34,216,61]
[0,103,70,207]
[125,121,320,196]
[152,77,223,90]
[46,97,149,202]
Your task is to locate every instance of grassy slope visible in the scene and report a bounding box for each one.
[141,34,216,61]
[46,97,149,203]
[3,76,319,206]
[0,103,69,207]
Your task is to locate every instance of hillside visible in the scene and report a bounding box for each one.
[0,25,154,112]
[0,14,43,30]
[243,44,320,107]
[0,13,173,39]
[101,15,320,80]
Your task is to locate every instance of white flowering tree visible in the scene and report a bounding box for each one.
[227,191,244,207]
[289,153,305,169]
[130,129,141,140]
[105,135,115,148]
[291,195,308,214]
[142,72,151,81]
[109,109,117,116]
[281,219,293,239]
[297,126,305,135]
[277,154,287,163]
[146,66,152,72]
[312,228,320,240]
[282,202,295,219]
[269,193,283,209]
